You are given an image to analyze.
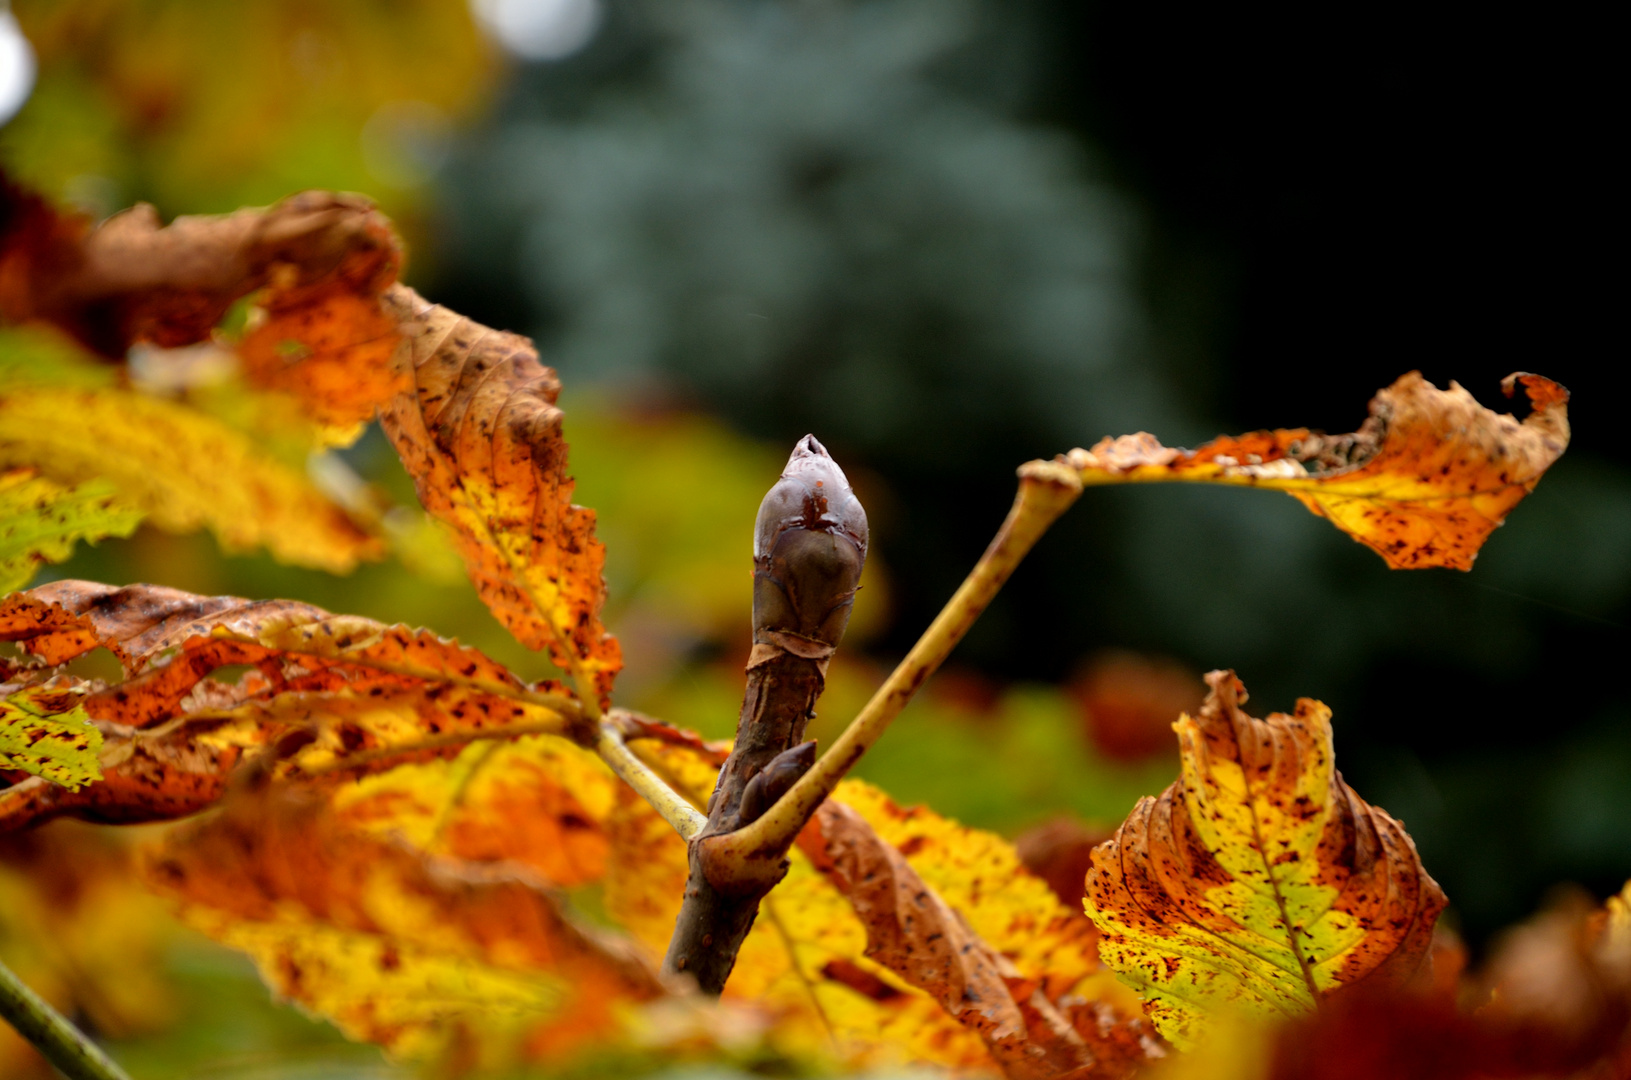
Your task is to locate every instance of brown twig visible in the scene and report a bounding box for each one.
[661,436,868,991]
[696,459,1082,921]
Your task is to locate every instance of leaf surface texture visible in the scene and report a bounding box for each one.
[1069,372,1569,569]
[1084,670,1446,1047]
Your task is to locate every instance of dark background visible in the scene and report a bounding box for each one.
[424,0,1626,948]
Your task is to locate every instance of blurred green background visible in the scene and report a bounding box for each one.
[0,0,1623,1075]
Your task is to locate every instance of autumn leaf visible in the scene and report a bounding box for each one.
[1067,372,1569,569]
[0,467,142,592]
[1,178,626,696]
[0,175,408,443]
[799,795,1163,1079]
[380,285,623,706]
[602,738,1150,1075]
[329,733,621,888]
[142,773,663,1067]
[0,367,382,571]
[0,178,398,365]
[0,580,580,829]
[0,685,103,790]
[1084,670,1446,1048]
[234,195,406,440]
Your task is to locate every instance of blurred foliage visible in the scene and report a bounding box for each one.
[1,0,1628,1072]
[2,0,496,249]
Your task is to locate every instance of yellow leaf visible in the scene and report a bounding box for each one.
[0,467,142,592]
[1084,670,1446,1048]
[0,685,101,790]
[0,380,380,571]
[1068,372,1569,569]
[331,733,620,888]
[142,780,664,1067]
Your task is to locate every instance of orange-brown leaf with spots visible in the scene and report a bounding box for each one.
[0,178,399,362]
[798,798,1159,1080]
[1084,671,1446,1048]
[380,285,622,705]
[1068,372,1568,569]
[0,581,577,831]
[141,772,662,1066]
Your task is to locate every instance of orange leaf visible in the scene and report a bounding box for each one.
[1067,372,1569,569]
[330,735,620,889]
[237,199,406,434]
[142,774,662,1066]
[380,284,622,706]
[0,581,577,830]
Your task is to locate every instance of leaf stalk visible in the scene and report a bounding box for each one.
[596,723,708,841]
[0,955,134,1080]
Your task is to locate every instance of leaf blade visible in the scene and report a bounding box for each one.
[0,381,381,572]
[0,685,102,790]
[0,581,579,830]
[1083,671,1447,1048]
[141,780,662,1066]
[0,468,142,592]
[380,285,622,706]
[1068,372,1569,569]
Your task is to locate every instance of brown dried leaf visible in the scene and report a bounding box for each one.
[799,798,1160,1079]
[0,178,399,362]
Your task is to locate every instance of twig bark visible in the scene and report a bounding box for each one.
[662,436,868,991]
[0,955,134,1080]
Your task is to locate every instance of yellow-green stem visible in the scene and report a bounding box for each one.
[0,955,133,1080]
[596,723,708,840]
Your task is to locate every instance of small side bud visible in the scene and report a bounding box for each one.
[737,740,817,826]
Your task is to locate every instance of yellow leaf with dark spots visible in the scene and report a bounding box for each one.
[1068,372,1568,570]
[0,468,142,592]
[0,685,102,790]
[1084,670,1446,1047]
[380,285,622,705]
